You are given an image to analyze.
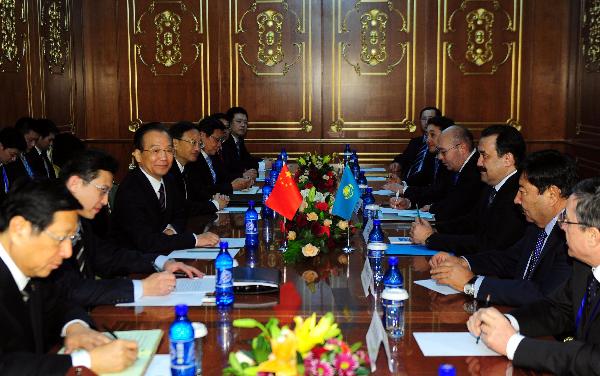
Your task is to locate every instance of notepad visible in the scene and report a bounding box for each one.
[144,354,170,376]
[394,209,435,220]
[175,275,216,293]
[361,167,386,172]
[372,189,394,196]
[388,236,412,244]
[414,279,461,295]
[386,244,437,256]
[233,186,260,195]
[116,292,206,307]
[366,176,387,182]
[413,332,500,356]
[168,248,240,260]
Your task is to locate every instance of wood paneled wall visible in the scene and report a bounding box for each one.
[0,0,593,180]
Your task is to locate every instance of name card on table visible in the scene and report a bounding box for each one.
[366,310,392,372]
[361,258,375,297]
[362,218,373,243]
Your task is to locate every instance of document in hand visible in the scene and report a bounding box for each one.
[414,279,461,295]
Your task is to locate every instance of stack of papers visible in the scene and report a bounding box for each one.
[233,186,260,195]
[366,176,387,182]
[413,332,500,356]
[394,209,435,220]
[388,236,412,244]
[168,248,241,260]
[361,167,386,172]
[386,244,437,256]
[372,189,394,196]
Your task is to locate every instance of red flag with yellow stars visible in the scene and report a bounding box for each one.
[265,163,302,220]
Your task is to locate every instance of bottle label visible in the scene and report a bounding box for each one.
[217,268,233,288]
[170,339,195,370]
[246,219,258,235]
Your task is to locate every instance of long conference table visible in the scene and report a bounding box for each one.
[91,191,547,375]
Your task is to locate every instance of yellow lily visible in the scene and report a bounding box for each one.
[256,328,298,376]
[293,312,341,355]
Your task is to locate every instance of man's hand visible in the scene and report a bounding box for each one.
[196,231,220,247]
[163,228,175,236]
[429,251,462,268]
[232,177,253,190]
[410,218,434,244]
[389,162,401,174]
[430,261,474,291]
[142,271,176,296]
[263,158,273,170]
[390,197,410,209]
[243,169,258,179]
[420,204,431,212]
[64,324,111,353]
[466,307,515,355]
[213,193,230,210]
[89,339,138,374]
[164,260,203,278]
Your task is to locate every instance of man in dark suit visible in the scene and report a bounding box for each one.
[410,125,527,254]
[26,118,58,179]
[109,122,219,253]
[468,177,600,375]
[186,117,253,200]
[50,149,202,308]
[0,180,137,375]
[389,106,441,180]
[6,117,40,184]
[168,121,229,215]
[0,127,27,203]
[387,116,454,207]
[220,107,265,180]
[397,125,485,221]
[429,150,577,307]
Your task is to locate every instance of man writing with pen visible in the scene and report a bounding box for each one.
[468,177,600,375]
[49,149,204,309]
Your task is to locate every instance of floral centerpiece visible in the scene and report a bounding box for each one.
[282,153,359,264]
[224,312,370,376]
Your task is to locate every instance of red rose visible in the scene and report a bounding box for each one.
[312,222,330,237]
[316,202,329,211]
[296,214,308,228]
[306,183,313,188]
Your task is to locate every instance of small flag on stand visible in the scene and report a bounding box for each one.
[265,163,302,220]
[332,165,361,220]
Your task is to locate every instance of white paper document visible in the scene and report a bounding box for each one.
[414,279,461,295]
[144,354,170,376]
[360,258,374,297]
[361,167,386,172]
[218,206,262,214]
[413,332,501,356]
[117,292,206,307]
[372,189,394,196]
[233,186,260,195]
[167,248,240,260]
[366,176,387,182]
[216,237,245,248]
[175,276,215,293]
[388,236,412,244]
[366,310,391,372]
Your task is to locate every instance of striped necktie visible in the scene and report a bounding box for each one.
[20,154,34,178]
[2,165,8,193]
[206,156,216,183]
[487,188,497,207]
[406,140,428,178]
[523,229,548,280]
[158,183,166,211]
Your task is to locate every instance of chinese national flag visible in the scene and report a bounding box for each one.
[265,163,302,220]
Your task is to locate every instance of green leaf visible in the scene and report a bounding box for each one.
[350,341,363,352]
[242,366,259,376]
[253,336,271,363]
[228,352,242,371]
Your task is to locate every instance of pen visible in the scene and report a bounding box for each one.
[416,203,421,220]
[103,326,119,340]
[476,294,491,344]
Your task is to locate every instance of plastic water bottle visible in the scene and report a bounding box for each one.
[217,306,233,353]
[269,168,279,186]
[368,219,385,243]
[351,150,359,166]
[351,162,361,181]
[383,256,404,289]
[245,200,259,247]
[170,304,196,376]
[262,180,273,218]
[280,148,288,163]
[362,187,375,224]
[273,158,283,174]
[215,241,234,307]
[263,218,273,246]
[381,287,408,339]
[343,144,351,164]
[357,171,368,195]
[438,364,456,376]
[367,242,387,284]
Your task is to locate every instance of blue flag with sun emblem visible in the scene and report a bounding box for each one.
[332,165,361,220]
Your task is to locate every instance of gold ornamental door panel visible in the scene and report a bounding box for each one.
[124,0,208,132]
[436,0,523,131]
[322,0,417,138]
[227,0,320,138]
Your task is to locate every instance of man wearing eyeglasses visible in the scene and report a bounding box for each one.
[168,121,229,215]
[467,177,600,375]
[0,180,138,375]
[109,122,220,253]
[429,150,575,307]
[49,149,203,308]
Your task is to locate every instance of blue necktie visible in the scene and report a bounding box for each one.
[406,138,428,178]
[2,166,8,193]
[206,156,216,183]
[487,188,497,207]
[21,155,34,178]
[523,229,548,280]
[453,172,460,185]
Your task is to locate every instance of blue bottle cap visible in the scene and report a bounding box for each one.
[438,364,456,376]
[248,200,255,207]
[220,241,229,249]
[175,304,188,316]
[366,187,372,193]
[373,219,381,225]
[388,256,398,266]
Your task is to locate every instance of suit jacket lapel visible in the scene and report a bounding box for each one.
[0,259,36,351]
[28,279,44,352]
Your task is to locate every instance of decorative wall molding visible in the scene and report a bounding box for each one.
[582,0,600,72]
[40,0,70,74]
[0,0,26,73]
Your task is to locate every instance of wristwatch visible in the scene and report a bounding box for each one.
[463,276,478,297]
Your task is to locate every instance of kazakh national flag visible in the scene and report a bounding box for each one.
[332,165,361,220]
